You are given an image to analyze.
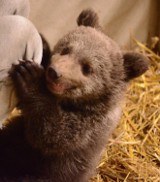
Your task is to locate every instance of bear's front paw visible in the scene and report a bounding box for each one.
[9,60,44,99]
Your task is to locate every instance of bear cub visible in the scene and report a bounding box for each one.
[0,9,148,182]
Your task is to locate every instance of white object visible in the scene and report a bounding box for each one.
[0,15,42,125]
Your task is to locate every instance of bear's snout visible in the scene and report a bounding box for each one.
[47,66,62,81]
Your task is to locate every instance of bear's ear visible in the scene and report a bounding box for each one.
[77,9,100,28]
[123,52,149,81]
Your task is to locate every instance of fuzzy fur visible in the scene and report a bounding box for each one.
[0,9,148,182]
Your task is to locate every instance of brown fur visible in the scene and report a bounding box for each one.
[0,9,148,182]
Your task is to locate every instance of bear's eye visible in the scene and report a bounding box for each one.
[82,63,93,76]
[61,47,70,55]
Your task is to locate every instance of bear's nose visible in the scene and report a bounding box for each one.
[47,67,62,80]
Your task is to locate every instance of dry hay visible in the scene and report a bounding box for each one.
[91,39,160,182]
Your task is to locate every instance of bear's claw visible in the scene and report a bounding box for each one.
[9,60,44,99]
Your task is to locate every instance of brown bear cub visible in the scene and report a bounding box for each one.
[0,9,148,182]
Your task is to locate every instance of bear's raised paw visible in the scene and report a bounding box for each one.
[9,60,44,99]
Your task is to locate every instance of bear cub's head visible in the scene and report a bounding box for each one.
[44,9,148,102]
